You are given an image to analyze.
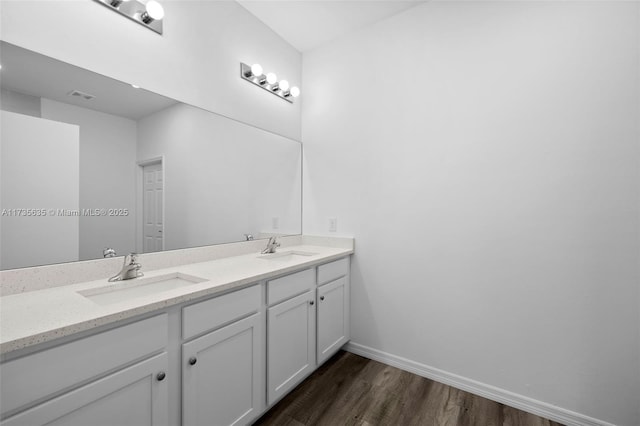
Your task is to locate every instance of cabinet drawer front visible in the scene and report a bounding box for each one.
[317,257,349,285]
[0,314,168,417]
[182,285,261,340]
[267,269,314,306]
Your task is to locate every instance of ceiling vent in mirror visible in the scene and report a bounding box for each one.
[68,90,96,101]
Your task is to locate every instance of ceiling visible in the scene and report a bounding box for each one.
[237,0,428,52]
[0,42,177,120]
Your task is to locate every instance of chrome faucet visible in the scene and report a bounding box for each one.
[261,236,280,254]
[108,253,143,282]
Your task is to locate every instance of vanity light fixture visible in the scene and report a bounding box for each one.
[93,0,164,35]
[240,63,300,103]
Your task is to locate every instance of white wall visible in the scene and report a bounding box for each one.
[137,103,301,251]
[302,2,640,425]
[0,88,41,118]
[41,99,137,261]
[0,111,79,269]
[0,0,302,141]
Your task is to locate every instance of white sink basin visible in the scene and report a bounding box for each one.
[78,272,207,306]
[258,250,318,262]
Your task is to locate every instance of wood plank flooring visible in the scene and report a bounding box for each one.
[253,351,563,426]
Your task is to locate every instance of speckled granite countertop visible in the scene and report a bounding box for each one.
[0,244,352,355]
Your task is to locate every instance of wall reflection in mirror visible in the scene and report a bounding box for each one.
[0,42,302,270]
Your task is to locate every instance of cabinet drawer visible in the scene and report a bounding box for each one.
[267,269,314,306]
[317,258,349,285]
[0,314,168,417]
[182,285,261,340]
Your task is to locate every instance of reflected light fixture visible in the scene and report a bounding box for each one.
[240,63,300,103]
[93,0,165,35]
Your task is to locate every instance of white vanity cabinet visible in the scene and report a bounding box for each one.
[0,315,169,426]
[0,253,352,426]
[266,269,316,405]
[181,285,263,426]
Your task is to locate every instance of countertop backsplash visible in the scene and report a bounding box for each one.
[0,235,354,296]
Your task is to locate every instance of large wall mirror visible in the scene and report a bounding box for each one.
[0,41,302,270]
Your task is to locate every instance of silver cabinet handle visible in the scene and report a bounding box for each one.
[309,300,314,306]
[320,296,325,301]
[189,357,197,366]
[156,372,166,381]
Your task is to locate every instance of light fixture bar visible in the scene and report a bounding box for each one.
[240,63,295,104]
[93,0,164,35]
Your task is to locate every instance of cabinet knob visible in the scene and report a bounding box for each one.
[309,300,314,306]
[320,296,325,301]
[156,372,166,381]
[189,357,197,366]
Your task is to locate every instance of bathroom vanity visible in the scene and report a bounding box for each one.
[0,240,352,426]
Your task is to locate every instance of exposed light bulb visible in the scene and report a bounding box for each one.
[266,73,277,85]
[250,64,263,77]
[146,0,164,19]
[141,0,164,23]
[279,80,290,92]
[290,86,300,98]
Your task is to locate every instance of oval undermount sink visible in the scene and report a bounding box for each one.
[78,272,207,306]
[257,250,318,261]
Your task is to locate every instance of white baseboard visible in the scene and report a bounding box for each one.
[344,342,617,426]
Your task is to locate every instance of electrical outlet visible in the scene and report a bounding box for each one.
[272,217,279,230]
[328,217,337,232]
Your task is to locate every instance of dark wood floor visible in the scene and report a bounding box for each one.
[253,351,563,426]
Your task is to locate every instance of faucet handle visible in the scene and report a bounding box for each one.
[126,253,138,264]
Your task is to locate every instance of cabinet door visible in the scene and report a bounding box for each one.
[182,313,263,426]
[317,277,350,365]
[1,353,168,426]
[267,291,316,406]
